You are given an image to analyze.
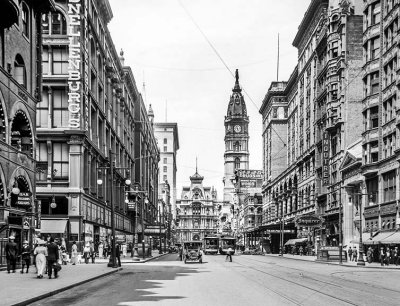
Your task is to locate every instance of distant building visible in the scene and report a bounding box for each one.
[176,169,219,242]
[154,122,179,219]
[0,0,55,266]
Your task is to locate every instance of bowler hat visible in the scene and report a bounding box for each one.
[9,236,15,240]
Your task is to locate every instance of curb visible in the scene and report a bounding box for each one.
[264,254,400,270]
[11,267,123,306]
[94,253,170,264]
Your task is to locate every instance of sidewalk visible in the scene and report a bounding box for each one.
[95,249,168,264]
[262,253,400,269]
[1,251,168,306]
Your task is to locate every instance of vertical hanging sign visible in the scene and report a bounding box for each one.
[322,131,330,186]
[68,0,82,128]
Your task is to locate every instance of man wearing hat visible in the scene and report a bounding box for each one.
[5,235,18,273]
[20,240,32,274]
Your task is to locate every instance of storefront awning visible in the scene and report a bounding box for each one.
[284,238,308,246]
[380,231,400,244]
[40,219,68,234]
[363,232,395,245]
[350,233,372,244]
[144,228,166,236]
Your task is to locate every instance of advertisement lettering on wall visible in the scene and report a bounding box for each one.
[322,132,330,186]
[68,0,82,128]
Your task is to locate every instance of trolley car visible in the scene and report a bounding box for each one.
[203,236,219,255]
[219,236,236,255]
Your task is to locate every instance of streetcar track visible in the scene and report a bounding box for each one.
[231,257,359,306]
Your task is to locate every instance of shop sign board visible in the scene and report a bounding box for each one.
[322,132,330,186]
[127,202,136,211]
[17,192,32,206]
[295,215,323,228]
[266,229,295,234]
[236,170,263,179]
[240,180,257,188]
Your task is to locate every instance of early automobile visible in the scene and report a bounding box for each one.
[183,241,203,264]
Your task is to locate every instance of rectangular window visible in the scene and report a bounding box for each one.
[163,166,167,172]
[163,158,167,164]
[372,2,381,25]
[370,106,379,128]
[37,89,49,127]
[53,89,69,127]
[163,175,167,181]
[36,142,48,181]
[53,143,69,179]
[52,48,68,75]
[371,37,380,60]
[383,170,396,202]
[22,6,29,37]
[42,47,49,75]
[163,146,167,152]
[163,138,167,144]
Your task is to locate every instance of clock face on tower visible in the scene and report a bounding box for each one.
[234,125,241,133]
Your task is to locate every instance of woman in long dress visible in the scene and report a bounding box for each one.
[98,242,104,259]
[34,240,47,278]
[71,241,78,265]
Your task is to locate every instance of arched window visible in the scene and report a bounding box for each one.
[234,141,241,151]
[51,11,67,35]
[234,157,240,170]
[22,4,29,37]
[14,54,26,87]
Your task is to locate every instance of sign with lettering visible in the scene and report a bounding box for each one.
[68,0,82,128]
[322,132,330,186]
[17,192,32,206]
[295,215,323,228]
[127,202,136,211]
[236,170,263,179]
[240,180,257,188]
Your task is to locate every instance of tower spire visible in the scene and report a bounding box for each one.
[196,157,198,173]
[233,69,241,92]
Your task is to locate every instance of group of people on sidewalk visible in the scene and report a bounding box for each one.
[347,245,399,266]
[5,235,62,279]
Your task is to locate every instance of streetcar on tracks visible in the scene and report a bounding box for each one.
[183,241,203,264]
[203,236,219,255]
[219,236,236,255]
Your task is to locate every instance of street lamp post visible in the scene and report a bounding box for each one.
[97,149,131,268]
[159,208,163,254]
[356,193,365,266]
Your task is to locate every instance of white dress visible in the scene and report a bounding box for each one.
[34,246,48,276]
[122,244,127,257]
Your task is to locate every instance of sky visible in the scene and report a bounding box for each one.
[108,0,310,199]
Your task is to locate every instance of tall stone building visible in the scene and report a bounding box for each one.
[223,69,249,203]
[154,122,179,219]
[0,0,55,266]
[35,0,159,251]
[176,169,219,242]
[260,0,364,254]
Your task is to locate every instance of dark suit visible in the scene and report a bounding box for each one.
[47,242,59,278]
[5,241,18,273]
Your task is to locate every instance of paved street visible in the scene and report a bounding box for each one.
[28,254,400,306]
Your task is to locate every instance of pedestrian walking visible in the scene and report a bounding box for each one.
[34,240,47,278]
[5,236,18,273]
[20,240,32,274]
[90,241,95,263]
[379,247,385,266]
[70,241,78,265]
[115,243,121,267]
[352,246,358,261]
[366,247,373,264]
[83,243,91,264]
[98,242,104,259]
[178,246,183,261]
[226,247,233,262]
[347,246,353,262]
[122,243,127,258]
[47,237,59,279]
[385,247,391,266]
[299,246,304,256]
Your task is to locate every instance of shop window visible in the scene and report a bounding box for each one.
[14,54,26,88]
[53,143,69,180]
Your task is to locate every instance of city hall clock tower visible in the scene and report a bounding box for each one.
[223,69,249,202]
